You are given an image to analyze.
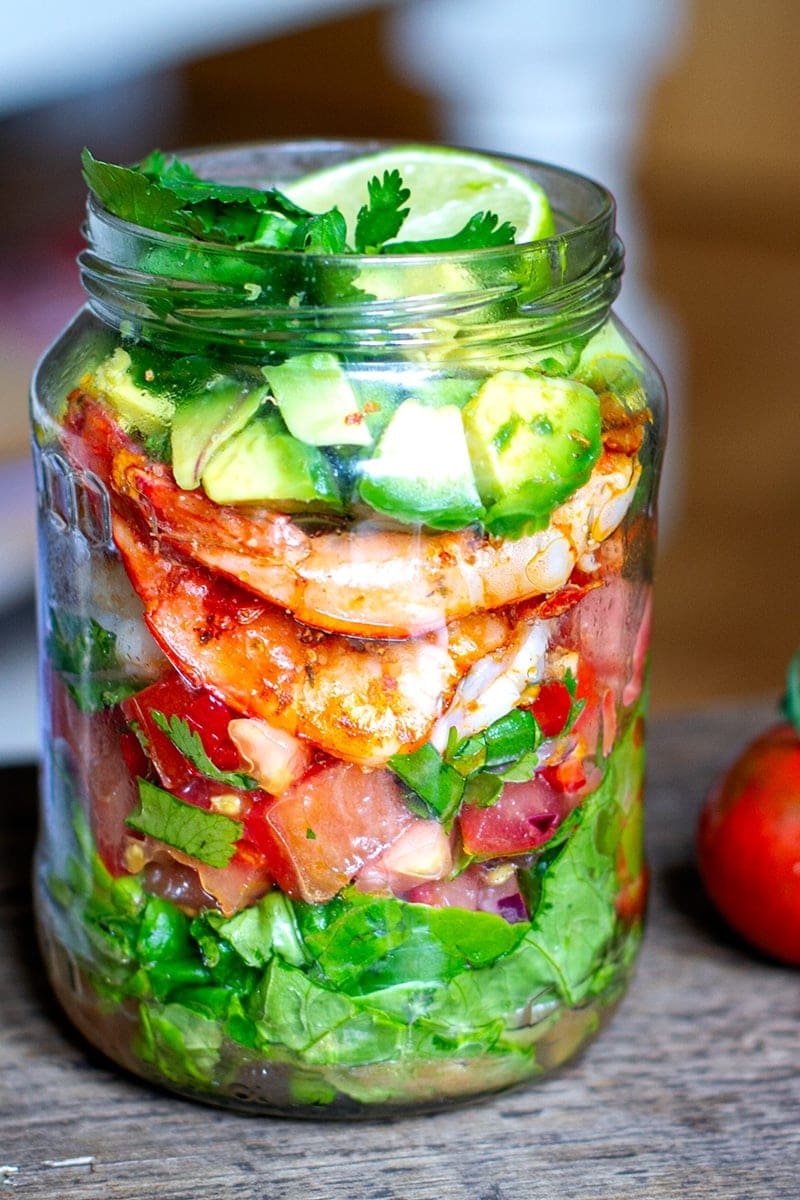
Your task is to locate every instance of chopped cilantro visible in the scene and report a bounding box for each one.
[150,710,258,791]
[126,779,243,868]
[47,609,143,713]
[82,148,518,258]
[385,211,517,255]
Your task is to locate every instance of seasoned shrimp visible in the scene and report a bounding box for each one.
[111,512,513,767]
[64,392,640,639]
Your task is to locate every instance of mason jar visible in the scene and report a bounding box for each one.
[31,140,665,1116]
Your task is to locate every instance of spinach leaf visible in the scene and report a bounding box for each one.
[203,891,307,968]
[137,1000,223,1086]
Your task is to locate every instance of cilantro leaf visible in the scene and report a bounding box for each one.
[150,710,258,791]
[82,148,319,248]
[126,779,243,868]
[384,211,517,255]
[354,170,410,253]
[81,149,189,236]
[289,208,348,254]
[389,706,543,825]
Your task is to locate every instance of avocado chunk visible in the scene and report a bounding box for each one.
[171,376,268,490]
[263,351,372,447]
[358,399,484,530]
[463,371,601,535]
[90,347,175,435]
[201,409,341,510]
[574,319,647,414]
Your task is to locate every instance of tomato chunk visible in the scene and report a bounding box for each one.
[459,776,567,858]
[121,670,245,790]
[532,680,572,737]
[244,762,413,903]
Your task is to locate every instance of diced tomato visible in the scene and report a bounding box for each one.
[615,867,648,925]
[355,819,453,895]
[121,670,246,790]
[164,841,272,917]
[459,776,567,858]
[47,671,138,875]
[560,574,651,712]
[120,729,149,780]
[138,838,272,916]
[408,862,528,922]
[244,761,413,903]
[540,755,588,794]
[407,868,482,910]
[532,680,573,737]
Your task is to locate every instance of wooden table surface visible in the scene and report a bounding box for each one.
[2,702,798,1200]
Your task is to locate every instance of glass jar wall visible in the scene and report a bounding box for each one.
[31,141,665,1115]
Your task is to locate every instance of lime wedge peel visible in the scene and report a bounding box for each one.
[282,145,556,249]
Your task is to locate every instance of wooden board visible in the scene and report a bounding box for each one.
[2,703,798,1199]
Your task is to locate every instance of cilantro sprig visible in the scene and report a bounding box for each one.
[150,710,258,791]
[126,779,243,869]
[354,169,410,253]
[82,148,517,256]
[384,211,517,255]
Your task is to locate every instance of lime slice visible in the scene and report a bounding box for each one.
[283,145,555,247]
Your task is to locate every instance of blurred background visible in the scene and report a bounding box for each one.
[0,0,798,760]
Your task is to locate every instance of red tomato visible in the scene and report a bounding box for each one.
[121,670,244,790]
[244,762,413,903]
[532,681,572,737]
[560,575,652,711]
[408,862,528,922]
[697,722,800,965]
[459,775,567,858]
[48,671,139,876]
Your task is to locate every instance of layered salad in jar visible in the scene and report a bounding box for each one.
[34,144,659,1113]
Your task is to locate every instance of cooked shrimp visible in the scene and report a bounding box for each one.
[429,617,553,752]
[111,511,512,767]
[63,392,640,639]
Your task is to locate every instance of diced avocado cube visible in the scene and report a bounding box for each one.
[358,399,484,530]
[463,371,601,534]
[412,374,481,409]
[201,409,341,510]
[90,347,175,435]
[576,319,643,376]
[170,376,268,490]
[574,319,647,413]
[263,352,372,447]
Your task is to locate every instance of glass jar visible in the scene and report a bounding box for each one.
[31,140,665,1116]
